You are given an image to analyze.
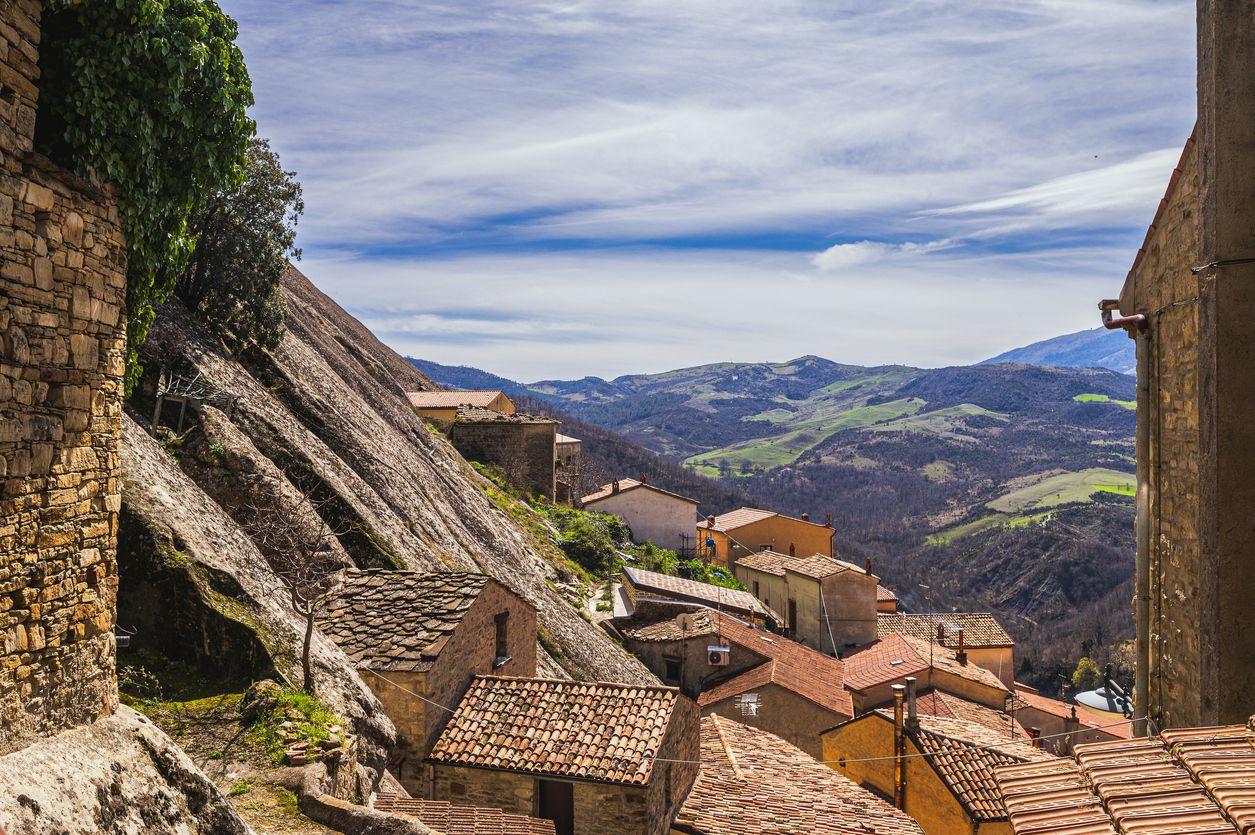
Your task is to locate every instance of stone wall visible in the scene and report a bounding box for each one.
[448,419,556,499]
[1119,139,1204,728]
[0,0,127,756]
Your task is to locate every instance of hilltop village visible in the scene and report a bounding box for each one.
[4,1,1255,834]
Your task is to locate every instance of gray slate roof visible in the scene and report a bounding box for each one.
[318,569,491,672]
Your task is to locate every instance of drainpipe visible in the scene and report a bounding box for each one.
[1102,299,1150,738]
[892,683,906,810]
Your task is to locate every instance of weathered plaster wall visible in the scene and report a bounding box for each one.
[0,0,127,756]
[584,488,696,552]
[704,683,837,758]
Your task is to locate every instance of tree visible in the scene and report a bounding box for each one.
[1071,656,1101,692]
[234,484,349,695]
[177,137,304,350]
[38,0,256,389]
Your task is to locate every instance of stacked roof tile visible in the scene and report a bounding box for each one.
[581,478,697,505]
[843,632,1009,694]
[995,722,1255,835]
[317,570,491,672]
[877,612,1014,648]
[374,794,556,835]
[619,608,720,643]
[428,676,681,785]
[736,551,871,581]
[622,566,778,622]
[672,715,925,835]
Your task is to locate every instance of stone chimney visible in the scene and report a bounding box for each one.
[611,480,620,494]
[865,557,873,575]
[956,629,968,666]
[801,512,810,522]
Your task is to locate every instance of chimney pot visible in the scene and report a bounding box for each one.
[801,512,810,522]
[825,513,833,527]
[906,676,918,727]
[937,623,946,641]
[707,515,716,526]
[611,480,620,494]
[956,629,967,665]
[865,557,873,575]
[639,472,647,484]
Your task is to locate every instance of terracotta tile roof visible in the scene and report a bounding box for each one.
[619,608,720,642]
[454,406,557,424]
[374,794,556,835]
[736,551,872,581]
[877,585,898,602]
[428,676,682,785]
[581,477,698,506]
[695,611,853,718]
[995,722,1255,835]
[1013,688,1133,739]
[406,390,507,409]
[621,566,776,621]
[699,507,779,532]
[843,632,1008,695]
[877,612,1014,648]
[317,570,494,672]
[673,715,925,835]
[909,714,1056,821]
[872,688,1027,738]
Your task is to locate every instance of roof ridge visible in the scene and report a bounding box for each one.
[473,674,682,694]
[710,714,744,780]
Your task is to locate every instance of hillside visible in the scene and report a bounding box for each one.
[414,355,1138,688]
[981,327,1136,375]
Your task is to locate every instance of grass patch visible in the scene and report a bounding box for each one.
[1074,393,1136,410]
[987,468,1135,513]
[248,689,339,766]
[229,780,252,797]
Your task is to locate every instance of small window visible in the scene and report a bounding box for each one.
[494,612,510,666]
[759,544,772,551]
[663,657,681,683]
[752,580,760,598]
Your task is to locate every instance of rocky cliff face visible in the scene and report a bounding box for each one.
[117,267,653,782]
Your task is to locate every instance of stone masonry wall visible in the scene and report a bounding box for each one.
[1120,140,1202,728]
[0,0,127,755]
[448,420,556,499]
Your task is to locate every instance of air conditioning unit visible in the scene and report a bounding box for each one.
[707,645,730,666]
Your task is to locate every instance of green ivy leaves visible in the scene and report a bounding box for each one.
[39,0,256,391]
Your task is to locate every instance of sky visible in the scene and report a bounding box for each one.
[221,0,1196,381]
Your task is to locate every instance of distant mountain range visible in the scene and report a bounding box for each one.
[981,327,1135,375]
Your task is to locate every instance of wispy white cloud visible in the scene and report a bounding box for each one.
[219,0,1195,377]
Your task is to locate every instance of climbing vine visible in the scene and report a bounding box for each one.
[38,0,256,390]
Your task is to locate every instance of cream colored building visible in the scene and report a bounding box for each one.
[406,389,516,427]
[877,612,1016,687]
[697,507,835,567]
[733,551,877,654]
[581,478,698,552]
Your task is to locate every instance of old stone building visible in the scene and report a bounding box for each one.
[697,507,835,566]
[1105,2,1255,730]
[427,676,699,835]
[580,477,698,552]
[733,550,877,654]
[446,407,559,498]
[672,715,925,835]
[0,0,128,756]
[821,712,1056,835]
[619,565,778,626]
[317,569,537,793]
[878,613,1016,687]
[615,607,852,757]
[406,389,517,428]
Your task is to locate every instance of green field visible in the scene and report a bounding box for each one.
[685,398,924,476]
[1074,393,1136,410]
[868,404,1009,438]
[986,468,1135,513]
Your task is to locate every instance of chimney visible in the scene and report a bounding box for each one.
[801,512,810,522]
[707,515,716,527]
[611,480,620,494]
[937,622,946,642]
[956,629,967,666]
[1029,727,1042,749]
[892,683,906,809]
[788,543,796,557]
[865,557,873,575]
[639,472,647,484]
[905,676,918,730]
[825,513,832,527]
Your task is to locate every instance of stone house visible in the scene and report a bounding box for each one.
[842,632,1012,713]
[406,389,516,428]
[553,433,582,503]
[995,721,1255,835]
[821,711,1056,835]
[615,607,852,757]
[580,478,697,552]
[733,550,877,655]
[619,566,778,626]
[317,569,537,794]
[0,0,129,756]
[671,714,925,835]
[446,407,559,499]
[697,507,835,566]
[877,612,1016,687]
[1009,686,1131,755]
[427,676,699,835]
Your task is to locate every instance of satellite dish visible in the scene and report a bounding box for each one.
[1075,664,1133,718]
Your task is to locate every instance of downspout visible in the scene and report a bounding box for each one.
[1101,300,1150,738]
[892,683,906,810]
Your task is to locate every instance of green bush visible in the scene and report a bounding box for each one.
[557,514,618,575]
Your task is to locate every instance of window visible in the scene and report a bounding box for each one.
[663,657,681,684]
[759,544,772,551]
[752,580,760,598]
[494,612,510,666]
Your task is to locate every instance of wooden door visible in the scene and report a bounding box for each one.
[537,779,574,835]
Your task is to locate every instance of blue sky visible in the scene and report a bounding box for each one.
[221,0,1195,380]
